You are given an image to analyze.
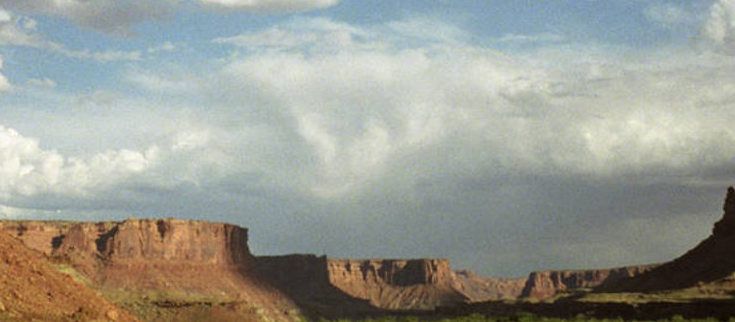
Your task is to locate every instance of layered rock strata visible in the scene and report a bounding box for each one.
[0,219,299,321]
[327,259,468,310]
[0,218,471,317]
[521,265,655,298]
[451,270,527,301]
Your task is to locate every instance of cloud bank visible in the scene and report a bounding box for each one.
[3,1,735,276]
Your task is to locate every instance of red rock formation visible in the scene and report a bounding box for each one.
[253,256,469,311]
[0,219,299,321]
[0,218,473,318]
[450,270,527,301]
[326,259,468,310]
[0,230,141,322]
[521,265,655,298]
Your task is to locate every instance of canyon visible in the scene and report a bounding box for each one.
[5,186,735,321]
[0,217,653,321]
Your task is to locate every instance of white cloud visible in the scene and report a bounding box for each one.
[0,8,42,47]
[60,48,142,62]
[704,0,735,53]
[213,17,374,53]
[197,0,339,11]
[0,125,158,198]
[147,41,176,54]
[4,13,735,275]
[209,18,735,198]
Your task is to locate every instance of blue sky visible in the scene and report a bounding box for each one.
[1,0,735,277]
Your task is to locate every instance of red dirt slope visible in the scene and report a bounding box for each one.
[0,230,140,322]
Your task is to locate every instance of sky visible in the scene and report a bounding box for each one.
[1,0,735,278]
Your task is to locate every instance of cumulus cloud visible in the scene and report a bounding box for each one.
[0,125,158,198]
[206,18,735,200]
[6,13,735,274]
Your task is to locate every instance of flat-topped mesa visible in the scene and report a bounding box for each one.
[0,218,253,266]
[0,219,301,321]
[328,258,454,286]
[107,218,252,265]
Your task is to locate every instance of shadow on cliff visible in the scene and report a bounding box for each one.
[249,254,417,320]
[597,187,735,293]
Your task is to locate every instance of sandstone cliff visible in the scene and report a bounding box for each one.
[253,256,469,311]
[521,265,656,298]
[0,218,475,320]
[600,187,735,292]
[0,218,299,322]
[451,270,527,301]
[327,259,468,310]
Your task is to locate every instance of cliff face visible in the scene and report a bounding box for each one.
[0,218,470,318]
[0,229,140,322]
[0,219,255,289]
[451,270,527,301]
[253,256,468,311]
[326,259,467,310]
[521,265,655,298]
[1,218,252,265]
[0,219,299,322]
[328,259,454,287]
[601,187,735,292]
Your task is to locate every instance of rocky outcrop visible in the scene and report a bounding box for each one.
[601,187,735,292]
[0,218,472,319]
[326,259,468,310]
[1,219,251,265]
[521,265,655,298]
[328,259,454,287]
[253,256,469,311]
[451,270,527,301]
[0,219,299,322]
[0,230,141,322]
